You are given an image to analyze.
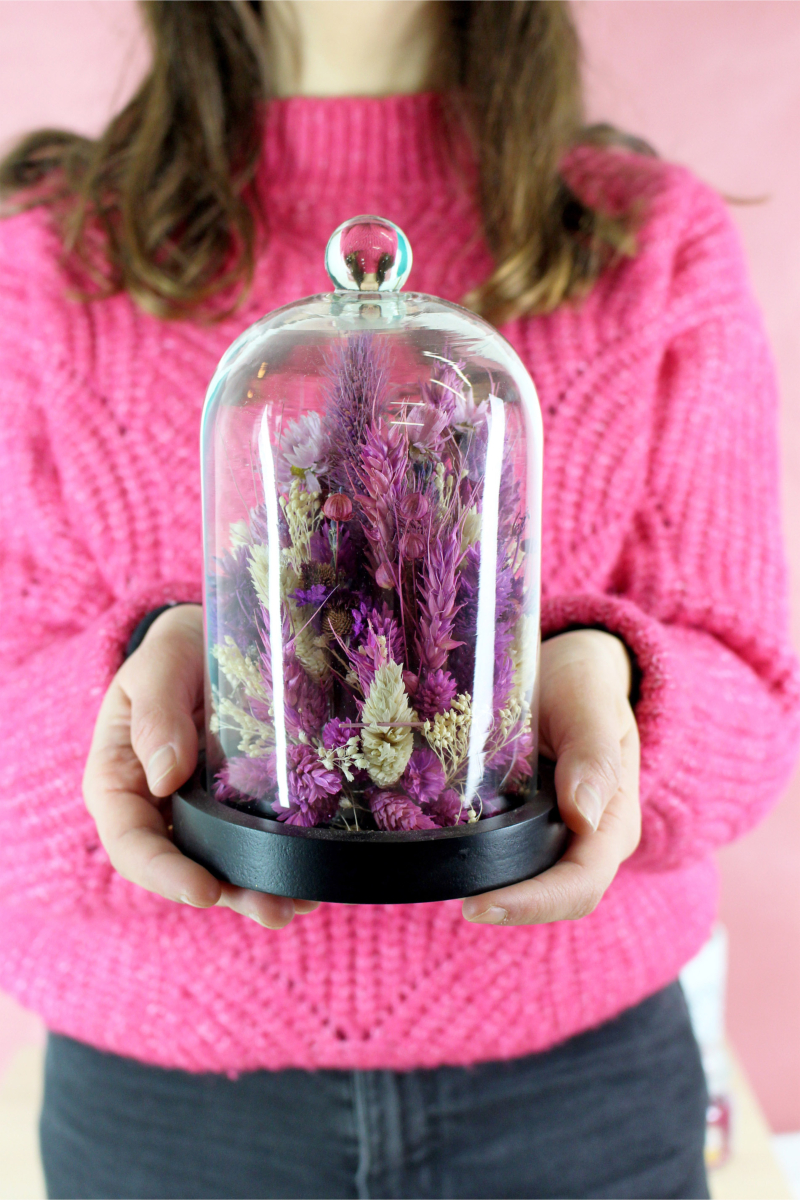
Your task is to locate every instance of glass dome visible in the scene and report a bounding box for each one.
[201,216,543,834]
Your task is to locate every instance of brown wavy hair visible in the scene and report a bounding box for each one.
[0,0,638,324]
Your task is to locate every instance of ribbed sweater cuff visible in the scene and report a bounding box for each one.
[94,584,204,677]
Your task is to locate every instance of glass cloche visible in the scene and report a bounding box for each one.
[173,216,566,904]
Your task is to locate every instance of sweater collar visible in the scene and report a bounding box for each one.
[258,91,463,197]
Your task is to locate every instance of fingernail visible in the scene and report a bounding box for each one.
[464,905,508,925]
[147,745,177,789]
[575,781,603,830]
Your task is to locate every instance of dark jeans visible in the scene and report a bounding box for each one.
[40,981,709,1200]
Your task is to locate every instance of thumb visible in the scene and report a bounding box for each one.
[552,719,623,834]
[125,607,204,797]
[540,635,631,835]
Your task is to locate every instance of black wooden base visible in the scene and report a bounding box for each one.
[172,760,567,905]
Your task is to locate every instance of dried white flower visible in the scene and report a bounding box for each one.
[229,520,251,550]
[460,507,481,552]
[279,411,331,493]
[433,461,454,517]
[317,736,365,783]
[423,692,472,775]
[248,544,270,609]
[280,479,320,572]
[509,614,538,708]
[360,661,416,786]
[216,697,273,758]
[293,624,330,682]
[213,637,266,701]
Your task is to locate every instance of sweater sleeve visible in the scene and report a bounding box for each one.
[542,187,800,870]
[0,221,201,914]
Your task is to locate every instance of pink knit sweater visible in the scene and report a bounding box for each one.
[0,94,797,1074]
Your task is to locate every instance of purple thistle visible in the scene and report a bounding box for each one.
[415,528,463,674]
[369,790,438,832]
[356,419,408,583]
[400,748,446,807]
[414,669,457,721]
[325,333,390,491]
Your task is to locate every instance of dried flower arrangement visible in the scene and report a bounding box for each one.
[207,334,536,831]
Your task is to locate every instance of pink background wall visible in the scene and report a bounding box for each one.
[0,0,798,1131]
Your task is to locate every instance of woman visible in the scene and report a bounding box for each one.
[0,2,796,1197]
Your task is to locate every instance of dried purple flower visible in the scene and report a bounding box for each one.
[401,748,446,807]
[208,545,260,650]
[357,419,408,584]
[398,492,429,521]
[400,532,425,560]
[278,411,331,492]
[369,790,438,831]
[213,754,277,804]
[272,743,342,826]
[346,612,403,695]
[280,648,329,739]
[367,604,403,661]
[322,492,353,522]
[415,528,463,674]
[425,788,469,828]
[322,717,358,750]
[292,583,330,608]
[404,403,449,460]
[420,354,465,424]
[414,669,458,721]
[325,333,390,490]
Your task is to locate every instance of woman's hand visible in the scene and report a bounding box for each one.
[462,629,641,926]
[83,604,318,929]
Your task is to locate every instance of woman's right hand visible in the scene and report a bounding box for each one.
[83,604,317,928]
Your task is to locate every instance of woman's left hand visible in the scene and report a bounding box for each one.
[462,629,641,925]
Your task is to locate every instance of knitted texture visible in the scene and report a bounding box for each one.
[0,94,797,1073]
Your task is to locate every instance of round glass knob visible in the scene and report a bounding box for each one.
[325,214,412,292]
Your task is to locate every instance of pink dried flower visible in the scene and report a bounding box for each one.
[398,492,429,521]
[401,748,446,807]
[415,529,463,673]
[273,743,342,825]
[322,717,358,750]
[278,411,331,492]
[415,669,458,721]
[402,671,419,697]
[214,754,277,803]
[279,791,341,827]
[357,420,408,585]
[281,650,329,739]
[426,788,469,828]
[322,492,353,522]
[375,563,395,589]
[326,334,390,490]
[405,403,449,459]
[420,354,465,424]
[400,532,425,560]
[369,790,438,831]
[347,610,402,694]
